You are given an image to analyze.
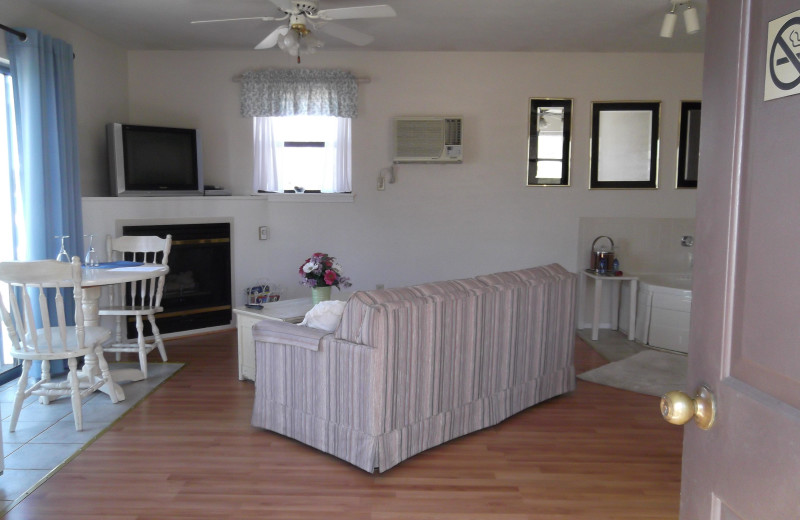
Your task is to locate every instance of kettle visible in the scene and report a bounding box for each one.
[591,235,615,274]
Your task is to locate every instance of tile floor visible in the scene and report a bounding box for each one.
[575,327,647,362]
[0,363,180,512]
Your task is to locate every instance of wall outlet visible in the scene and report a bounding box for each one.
[258,226,269,240]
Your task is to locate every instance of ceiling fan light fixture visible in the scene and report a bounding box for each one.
[282,29,300,49]
[538,115,549,131]
[304,32,324,49]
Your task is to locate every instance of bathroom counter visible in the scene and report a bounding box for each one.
[578,270,638,341]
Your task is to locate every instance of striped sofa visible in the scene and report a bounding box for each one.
[251,263,576,473]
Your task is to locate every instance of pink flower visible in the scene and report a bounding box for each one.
[324,270,338,285]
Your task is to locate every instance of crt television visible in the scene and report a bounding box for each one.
[107,123,203,196]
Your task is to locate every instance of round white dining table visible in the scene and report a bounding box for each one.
[77,264,169,401]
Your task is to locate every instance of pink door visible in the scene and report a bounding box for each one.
[679,0,800,517]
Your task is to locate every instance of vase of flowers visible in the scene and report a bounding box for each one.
[299,252,352,303]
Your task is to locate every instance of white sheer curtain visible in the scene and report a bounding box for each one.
[331,117,351,192]
[253,116,278,193]
[253,115,351,193]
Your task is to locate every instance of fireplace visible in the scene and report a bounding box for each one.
[121,222,232,337]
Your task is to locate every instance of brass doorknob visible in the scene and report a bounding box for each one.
[660,385,716,430]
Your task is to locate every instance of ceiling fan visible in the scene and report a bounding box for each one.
[192,0,396,62]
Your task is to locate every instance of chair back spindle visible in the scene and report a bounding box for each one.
[105,235,172,311]
[0,257,84,356]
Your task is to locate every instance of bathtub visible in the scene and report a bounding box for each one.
[620,273,692,353]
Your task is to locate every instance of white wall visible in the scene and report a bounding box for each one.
[117,50,701,298]
[1,1,703,303]
[0,0,129,195]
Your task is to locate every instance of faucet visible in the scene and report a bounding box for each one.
[681,235,694,247]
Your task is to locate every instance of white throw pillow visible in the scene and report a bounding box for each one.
[300,300,347,332]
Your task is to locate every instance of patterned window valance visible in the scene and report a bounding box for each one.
[240,68,358,118]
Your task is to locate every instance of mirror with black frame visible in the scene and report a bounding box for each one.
[590,101,660,189]
[527,98,572,186]
[677,101,701,188]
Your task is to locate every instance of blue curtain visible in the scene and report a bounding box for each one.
[5,29,84,376]
[5,28,83,263]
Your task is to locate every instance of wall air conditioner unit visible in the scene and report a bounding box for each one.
[393,116,463,163]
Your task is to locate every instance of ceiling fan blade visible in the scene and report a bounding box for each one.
[318,22,374,46]
[268,0,295,12]
[255,25,289,49]
[191,16,279,24]
[317,5,396,21]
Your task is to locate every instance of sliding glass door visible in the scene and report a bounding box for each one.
[1,62,22,383]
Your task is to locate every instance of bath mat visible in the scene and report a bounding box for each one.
[578,349,687,397]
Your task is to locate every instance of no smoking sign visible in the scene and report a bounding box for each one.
[765,10,800,100]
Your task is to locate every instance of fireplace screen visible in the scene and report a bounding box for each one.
[121,222,232,336]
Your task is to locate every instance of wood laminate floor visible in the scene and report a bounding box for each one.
[4,330,683,520]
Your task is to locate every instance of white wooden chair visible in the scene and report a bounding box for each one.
[99,234,171,378]
[0,257,117,432]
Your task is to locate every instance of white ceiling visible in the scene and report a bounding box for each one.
[24,0,706,53]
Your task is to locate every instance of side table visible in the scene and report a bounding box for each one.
[578,270,639,341]
[234,292,351,381]
[234,297,316,381]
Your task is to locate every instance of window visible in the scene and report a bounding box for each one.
[1,61,22,381]
[241,69,357,195]
[1,63,20,261]
[254,115,351,193]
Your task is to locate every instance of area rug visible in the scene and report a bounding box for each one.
[578,349,687,397]
[576,328,646,362]
[0,362,184,514]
